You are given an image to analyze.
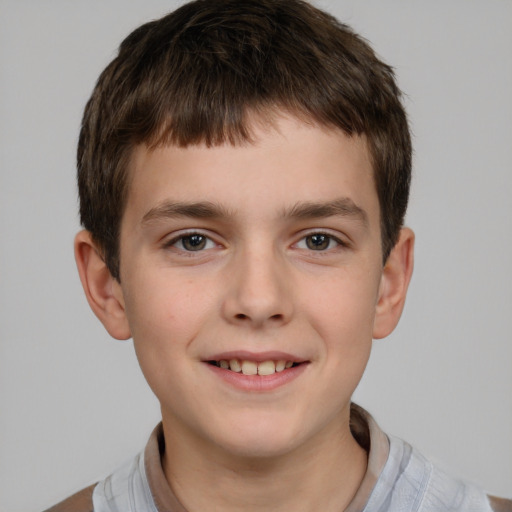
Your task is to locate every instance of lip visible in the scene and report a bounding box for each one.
[203,355,309,392]
[203,350,306,364]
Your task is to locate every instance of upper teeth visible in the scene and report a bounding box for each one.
[216,359,294,375]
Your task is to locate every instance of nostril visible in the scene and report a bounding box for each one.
[234,313,284,321]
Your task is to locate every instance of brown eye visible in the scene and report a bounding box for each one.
[305,234,332,250]
[178,234,210,251]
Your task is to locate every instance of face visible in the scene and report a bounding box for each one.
[115,115,387,459]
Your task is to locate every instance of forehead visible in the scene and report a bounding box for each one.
[123,114,378,227]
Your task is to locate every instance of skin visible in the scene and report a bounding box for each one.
[75,114,414,511]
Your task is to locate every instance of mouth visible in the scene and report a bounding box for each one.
[207,359,302,376]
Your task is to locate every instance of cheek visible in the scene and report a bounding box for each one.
[122,272,216,376]
[306,266,380,325]
[125,269,209,329]
[301,268,380,360]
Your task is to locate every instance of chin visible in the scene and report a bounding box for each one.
[209,414,307,460]
[220,435,299,460]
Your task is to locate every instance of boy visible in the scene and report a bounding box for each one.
[45,0,511,510]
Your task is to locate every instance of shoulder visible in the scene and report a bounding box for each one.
[381,435,511,512]
[489,495,512,512]
[42,483,96,512]
[40,451,147,512]
[41,427,161,512]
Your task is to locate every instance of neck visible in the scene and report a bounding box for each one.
[161,409,368,512]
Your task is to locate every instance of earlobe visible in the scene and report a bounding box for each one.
[372,227,415,339]
[74,230,131,340]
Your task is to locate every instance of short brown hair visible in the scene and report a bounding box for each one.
[78,0,411,280]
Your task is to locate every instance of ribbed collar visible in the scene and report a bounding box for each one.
[143,403,390,512]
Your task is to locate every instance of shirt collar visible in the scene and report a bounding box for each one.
[144,403,390,512]
[345,403,390,511]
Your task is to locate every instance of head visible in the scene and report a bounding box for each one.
[75,0,415,462]
[77,0,411,281]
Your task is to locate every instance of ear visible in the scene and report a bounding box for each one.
[74,230,131,340]
[373,227,415,339]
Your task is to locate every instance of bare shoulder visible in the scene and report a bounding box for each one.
[489,495,512,512]
[42,483,97,512]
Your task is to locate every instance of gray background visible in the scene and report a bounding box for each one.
[1,1,511,510]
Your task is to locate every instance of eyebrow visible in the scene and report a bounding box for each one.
[142,201,232,225]
[141,197,368,225]
[283,198,368,225]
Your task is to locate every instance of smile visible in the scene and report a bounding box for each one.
[208,359,298,376]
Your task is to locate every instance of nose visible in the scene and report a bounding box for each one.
[221,245,294,328]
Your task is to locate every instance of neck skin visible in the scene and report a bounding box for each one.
[161,406,368,512]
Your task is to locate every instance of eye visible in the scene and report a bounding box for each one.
[169,233,216,252]
[296,233,342,251]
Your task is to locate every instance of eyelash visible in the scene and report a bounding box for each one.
[164,231,347,254]
[295,232,347,252]
[164,232,217,253]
